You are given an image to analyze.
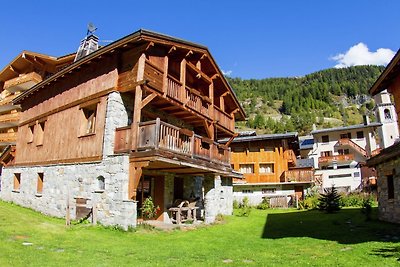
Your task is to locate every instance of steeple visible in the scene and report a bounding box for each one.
[374,90,399,148]
[74,23,99,62]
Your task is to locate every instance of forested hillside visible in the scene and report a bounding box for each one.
[227,65,385,135]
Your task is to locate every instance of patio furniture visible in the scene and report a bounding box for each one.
[169,200,198,224]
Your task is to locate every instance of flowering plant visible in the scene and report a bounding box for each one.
[140,197,160,219]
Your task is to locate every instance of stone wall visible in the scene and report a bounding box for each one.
[0,155,137,229]
[204,175,233,223]
[375,157,400,224]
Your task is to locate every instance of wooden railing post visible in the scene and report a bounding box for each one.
[155,118,160,150]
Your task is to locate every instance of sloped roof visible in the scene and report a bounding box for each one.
[12,29,246,119]
[311,122,382,135]
[369,48,400,96]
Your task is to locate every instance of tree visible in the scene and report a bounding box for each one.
[318,185,341,213]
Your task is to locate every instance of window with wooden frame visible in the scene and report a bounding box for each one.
[13,173,21,191]
[36,120,46,146]
[37,173,44,194]
[80,101,99,136]
[356,131,364,139]
[259,163,274,174]
[321,135,329,143]
[239,164,254,174]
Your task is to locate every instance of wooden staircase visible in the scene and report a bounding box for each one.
[335,138,367,157]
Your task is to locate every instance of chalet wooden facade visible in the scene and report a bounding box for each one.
[0,30,245,228]
[0,52,74,165]
[368,49,400,224]
[227,132,314,206]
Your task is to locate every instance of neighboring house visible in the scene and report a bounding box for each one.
[367,49,400,224]
[309,121,381,192]
[228,132,314,206]
[0,52,74,165]
[0,29,245,229]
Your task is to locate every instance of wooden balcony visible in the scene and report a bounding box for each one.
[3,72,42,93]
[280,169,314,183]
[114,118,230,165]
[336,138,367,157]
[318,154,355,164]
[143,61,234,133]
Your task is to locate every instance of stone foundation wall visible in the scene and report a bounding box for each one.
[0,155,136,229]
[375,158,400,224]
[204,175,233,223]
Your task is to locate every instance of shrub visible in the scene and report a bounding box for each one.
[361,197,373,221]
[298,195,319,210]
[340,193,364,207]
[256,198,270,210]
[237,197,252,217]
[140,197,160,220]
[233,200,240,209]
[318,185,341,213]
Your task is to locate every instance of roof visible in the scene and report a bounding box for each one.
[369,49,400,96]
[299,138,314,150]
[0,51,75,84]
[367,141,400,166]
[12,29,246,119]
[311,122,382,135]
[221,132,298,143]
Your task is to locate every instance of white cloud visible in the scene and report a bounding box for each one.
[331,43,395,68]
[222,69,233,76]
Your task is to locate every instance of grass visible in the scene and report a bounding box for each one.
[1,201,400,266]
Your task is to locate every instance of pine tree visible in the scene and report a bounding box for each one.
[318,185,341,213]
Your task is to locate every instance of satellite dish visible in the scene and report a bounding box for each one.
[87,23,97,35]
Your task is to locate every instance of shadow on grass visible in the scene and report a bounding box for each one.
[371,246,400,261]
[262,208,400,244]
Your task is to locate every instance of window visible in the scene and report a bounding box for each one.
[387,174,394,200]
[80,103,98,135]
[321,135,329,143]
[97,176,105,191]
[340,133,351,139]
[259,163,274,174]
[321,151,332,157]
[13,173,21,191]
[37,173,44,194]
[354,172,360,177]
[328,173,352,178]
[338,149,350,155]
[239,164,254,174]
[264,147,274,152]
[242,189,253,194]
[356,131,364,139]
[384,109,392,120]
[262,188,276,194]
[36,121,45,146]
[232,147,245,152]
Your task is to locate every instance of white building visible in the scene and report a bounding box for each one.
[309,121,381,192]
[374,90,399,149]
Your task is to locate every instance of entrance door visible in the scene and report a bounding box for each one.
[137,176,164,220]
[174,177,184,200]
[294,186,304,200]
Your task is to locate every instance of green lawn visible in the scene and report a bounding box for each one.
[1,201,399,266]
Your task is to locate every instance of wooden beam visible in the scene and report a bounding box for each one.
[203,120,214,139]
[141,92,157,108]
[185,50,193,57]
[117,80,147,93]
[131,54,146,151]
[145,42,155,51]
[128,161,149,200]
[180,59,186,102]
[211,74,219,80]
[9,65,21,75]
[223,133,238,147]
[162,55,168,93]
[168,46,176,54]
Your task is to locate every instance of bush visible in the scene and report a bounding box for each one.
[361,197,373,221]
[318,185,341,213]
[237,197,252,217]
[298,195,319,210]
[233,200,240,209]
[256,198,270,210]
[340,193,364,207]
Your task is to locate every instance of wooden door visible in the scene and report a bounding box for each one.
[294,186,304,200]
[174,177,184,200]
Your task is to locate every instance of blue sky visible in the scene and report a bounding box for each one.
[1,1,399,79]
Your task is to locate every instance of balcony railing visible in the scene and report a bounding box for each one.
[114,118,230,164]
[214,106,234,132]
[0,132,17,143]
[336,138,367,157]
[280,169,314,183]
[318,154,355,164]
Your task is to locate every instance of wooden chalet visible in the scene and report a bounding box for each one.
[226,132,314,206]
[0,29,245,228]
[0,51,74,165]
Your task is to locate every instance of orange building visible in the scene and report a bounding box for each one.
[228,132,314,206]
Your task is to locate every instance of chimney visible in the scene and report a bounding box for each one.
[363,115,370,125]
[74,34,99,62]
